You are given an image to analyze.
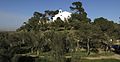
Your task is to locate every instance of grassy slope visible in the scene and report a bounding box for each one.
[81,59,120,62]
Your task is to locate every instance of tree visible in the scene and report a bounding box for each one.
[17,11,49,32]
[70,1,88,23]
[44,10,59,20]
[94,17,114,31]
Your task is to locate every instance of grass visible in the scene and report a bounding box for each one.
[87,51,115,57]
[63,50,115,59]
[35,50,118,62]
[36,58,120,62]
[98,52,114,56]
[80,59,120,62]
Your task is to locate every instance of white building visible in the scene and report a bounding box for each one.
[52,9,72,22]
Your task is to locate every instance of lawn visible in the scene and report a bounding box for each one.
[80,59,120,62]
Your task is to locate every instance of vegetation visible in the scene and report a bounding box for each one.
[81,59,120,62]
[0,1,120,62]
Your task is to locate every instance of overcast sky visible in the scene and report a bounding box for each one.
[0,0,120,31]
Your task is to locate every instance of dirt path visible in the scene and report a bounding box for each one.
[82,54,120,60]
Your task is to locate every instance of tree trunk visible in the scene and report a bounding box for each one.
[31,48,34,53]
[76,41,79,52]
[36,49,39,55]
[87,38,90,56]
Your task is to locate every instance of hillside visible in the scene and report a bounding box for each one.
[0,1,120,62]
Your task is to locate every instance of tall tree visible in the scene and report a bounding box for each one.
[44,10,59,20]
[70,1,88,23]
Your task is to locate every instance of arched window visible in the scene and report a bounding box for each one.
[59,9,62,13]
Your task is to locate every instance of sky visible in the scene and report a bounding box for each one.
[0,0,120,31]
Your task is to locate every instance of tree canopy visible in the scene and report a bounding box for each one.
[0,1,120,62]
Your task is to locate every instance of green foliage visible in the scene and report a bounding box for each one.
[44,10,59,18]
[1,1,120,62]
[70,1,89,23]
